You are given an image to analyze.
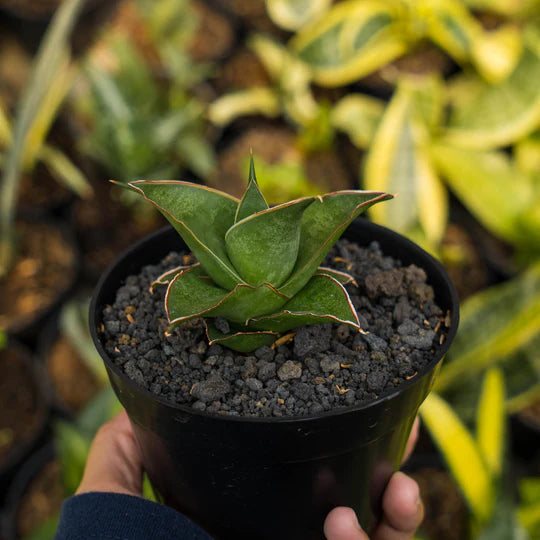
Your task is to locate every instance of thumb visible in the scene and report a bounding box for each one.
[324,507,369,540]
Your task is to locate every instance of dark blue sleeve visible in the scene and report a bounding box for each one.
[55,492,214,540]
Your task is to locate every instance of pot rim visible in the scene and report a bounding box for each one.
[90,220,459,424]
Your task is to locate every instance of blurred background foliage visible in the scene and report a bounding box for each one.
[0,0,538,538]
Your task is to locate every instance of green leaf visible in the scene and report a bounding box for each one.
[330,94,384,149]
[431,143,538,246]
[265,0,332,31]
[206,321,277,352]
[25,513,60,540]
[226,197,315,287]
[279,190,393,297]
[443,47,540,149]
[291,0,407,86]
[420,392,494,524]
[248,273,360,332]
[124,180,242,289]
[436,263,540,391]
[477,368,505,478]
[166,265,289,327]
[364,85,447,244]
[235,155,269,223]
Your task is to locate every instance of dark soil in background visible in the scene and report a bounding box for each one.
[100,238,450,418]
[16,459,63,537]
[0,221,76,334]
[0,348,44,468]
[410,468,470,540]
[46,336,101,413]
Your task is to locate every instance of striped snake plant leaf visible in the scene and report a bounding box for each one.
[364,81,448,245]
[442,46,540,149]
[330,94,385,149]
[291,0,408,86]
[431,143,538,247]
[477,367,506,478]
[436,263,540,391]
[265,0,332,31]
[122,158,391,351]
[420,392,495,525]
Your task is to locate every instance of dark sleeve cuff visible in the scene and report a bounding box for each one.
[55,492,214,540]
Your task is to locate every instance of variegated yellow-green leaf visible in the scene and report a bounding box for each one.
[0,103,11,147]
[431,143,537,246]
[207,88,280,127]
[421,0,481,63]
[291,0,407,86]
[248,35,318,126]
[265,0,332,31]
[330,94,384,149]
[515,132,540,177]
[477,368,505,478]
[471,24,523,84]
[420,392,494,524]
[364,84,447,244]
[443,47,540,149]
[436,263,540,391]
[22,50,75,171]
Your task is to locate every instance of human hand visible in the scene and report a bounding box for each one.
[324,417,423,539]
[77,412,423,539]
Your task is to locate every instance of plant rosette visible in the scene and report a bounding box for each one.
[90,158,459,539]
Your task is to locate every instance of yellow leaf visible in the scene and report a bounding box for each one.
[0,102,12,147]
[477,368,505,478]
[265,0,332,31]
[420,392,494,523]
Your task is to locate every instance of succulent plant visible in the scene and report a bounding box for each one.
[116,156,392,352]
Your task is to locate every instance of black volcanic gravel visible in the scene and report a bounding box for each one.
[100,239,450,417]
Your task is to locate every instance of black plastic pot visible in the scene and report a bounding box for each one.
[90,220,459,540]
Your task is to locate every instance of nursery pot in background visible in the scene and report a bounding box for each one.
[90,220,459,540]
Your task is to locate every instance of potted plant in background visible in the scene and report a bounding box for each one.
[90,156,459,539]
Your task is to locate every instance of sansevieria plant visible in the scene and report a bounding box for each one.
[115,156,392,352]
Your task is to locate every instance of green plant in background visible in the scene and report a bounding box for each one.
[118,156,391,352]
[421,368,540,539]
[79,33,215,187]
[0,0,91,278]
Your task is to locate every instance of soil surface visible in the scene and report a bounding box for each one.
[0,221,76,334]
[0,348,45,468]
[16,459,63,537]
[47,336,101,412]
[100,238,450,418]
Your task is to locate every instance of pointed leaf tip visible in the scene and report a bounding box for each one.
[235,155,269,222]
